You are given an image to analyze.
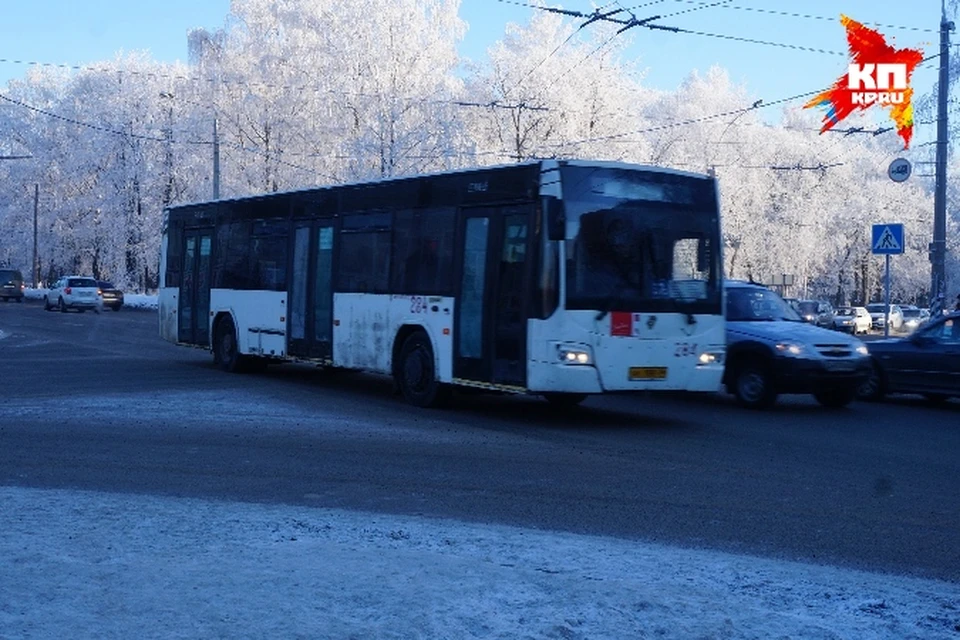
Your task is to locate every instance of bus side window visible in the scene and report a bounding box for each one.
[391,208,454,295]
[215,221,252,289]
[340,212,392,293]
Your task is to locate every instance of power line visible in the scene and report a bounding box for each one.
[656,0,736,21]
[0,91,322,177]
[544,88,823,149]
[0,57,485,111]
[0,92,166,142]
[659,27,844,56]
[650,1,937,33]
[496,1,847,56]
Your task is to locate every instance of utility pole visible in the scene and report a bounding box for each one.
[931,4,953,307]
[213,117,220,200]
[32,184,38,288]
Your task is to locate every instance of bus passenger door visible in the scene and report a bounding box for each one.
[178,228,213,346]
[454,207,530,387]
[288,220,335,360]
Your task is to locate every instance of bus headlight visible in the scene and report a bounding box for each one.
[698,350,724,365]
[556,344,593,365]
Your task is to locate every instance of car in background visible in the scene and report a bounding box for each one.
[43,276,102,313]
[795,299,835,328]
[0,268,25,302]
[98,281,124,311]
[723,281,871,409]
[832,306,872,335]
[859,312,960,404]
[865,302,903,331]
[899,305,926,332]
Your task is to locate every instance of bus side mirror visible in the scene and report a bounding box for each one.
[697,236,709,272]
[545,197,566,241]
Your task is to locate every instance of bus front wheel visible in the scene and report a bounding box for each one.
[396,331,449,408]
[214,316,244,373]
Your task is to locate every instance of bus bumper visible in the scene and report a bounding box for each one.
[527,360,604,394]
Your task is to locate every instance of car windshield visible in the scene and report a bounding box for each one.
[726,287,801,322]
[68,278,98,288]
[866,304,885,313]
[902,308,920,318]
[99,282,115,289]
[836,307,854,316]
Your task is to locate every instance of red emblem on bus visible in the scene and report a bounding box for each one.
[611,311,632,336]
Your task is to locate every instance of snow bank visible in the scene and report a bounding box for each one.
[23,288,158,310]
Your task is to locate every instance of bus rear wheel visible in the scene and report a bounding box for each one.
[396,331,449,408]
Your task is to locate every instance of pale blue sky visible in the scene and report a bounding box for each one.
[0,1,948,140]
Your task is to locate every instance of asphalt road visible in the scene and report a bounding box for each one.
[1,300,958,582]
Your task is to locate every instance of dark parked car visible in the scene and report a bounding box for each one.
[724,281,871,409]
[0,268,24,302]
[98,281,124,311]
[858,312,960,403]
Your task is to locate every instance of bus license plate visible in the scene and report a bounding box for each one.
[629,366,667,381]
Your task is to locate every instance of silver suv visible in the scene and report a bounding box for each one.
[724,281,871,408]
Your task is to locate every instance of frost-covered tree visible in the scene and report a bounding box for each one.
[463,11,653,163]
[188,0,467,190]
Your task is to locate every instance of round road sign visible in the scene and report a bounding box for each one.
[888,157,911,182]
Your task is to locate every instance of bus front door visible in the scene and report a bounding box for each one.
[178,228,212,346]
[454,206,531,387]
[288,220,335,361]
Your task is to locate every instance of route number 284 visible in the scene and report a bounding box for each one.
[410,296,427,313]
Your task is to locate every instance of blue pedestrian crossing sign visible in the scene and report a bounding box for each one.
[872,224,904,255]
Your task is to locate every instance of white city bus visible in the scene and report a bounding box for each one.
[159,159,725,407]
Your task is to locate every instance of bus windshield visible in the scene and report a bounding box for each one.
[560,166,721,314]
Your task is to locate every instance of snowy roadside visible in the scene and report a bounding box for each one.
[1,486,957,639]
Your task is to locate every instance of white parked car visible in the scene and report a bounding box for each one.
[832,306,872,335]
[865,302,903,331]
[44,276,102,313]
[899,305,927,332]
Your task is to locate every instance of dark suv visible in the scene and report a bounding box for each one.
[97,281,124,311]
[0,268,24,302]
[723,281,871,408]
[795,299,835,328]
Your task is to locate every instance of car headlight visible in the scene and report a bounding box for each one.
[556,344,593,365]
[775,342,805,356]
[855,344,869,356]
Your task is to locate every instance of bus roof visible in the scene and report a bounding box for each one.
[164,159,713,212]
